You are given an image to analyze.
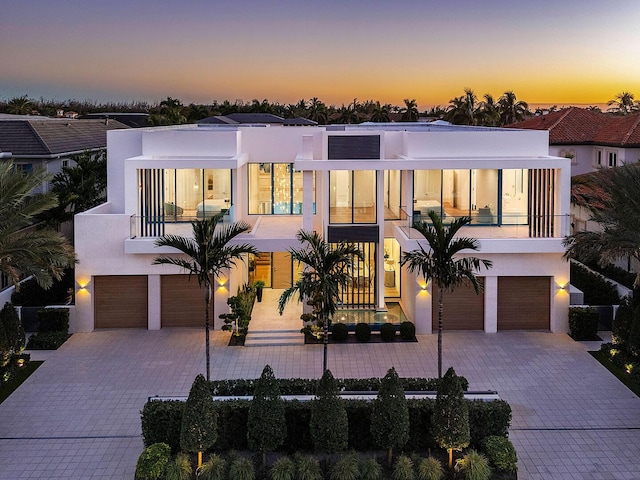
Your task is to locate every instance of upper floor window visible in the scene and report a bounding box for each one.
[248,163,315,215]
[329,170,376,224]
[608,151,617,167]
[595,150,602,166]
[163,168,231,221]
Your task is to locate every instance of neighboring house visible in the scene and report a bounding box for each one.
[79,113,150,128]
[74,122,571,335]
[506,107,640,176]
[0,114,129,193]
[199,113,317,126]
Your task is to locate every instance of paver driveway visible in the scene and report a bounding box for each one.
[0,329,638,479]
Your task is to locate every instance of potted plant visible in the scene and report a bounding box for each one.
[254,280,265,302]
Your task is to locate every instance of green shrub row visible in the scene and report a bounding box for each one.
[570,262,620,305]
[206,375,468,396]
[10,268,74,307]
[25,308,70,350]
[600,343,640,385]
[330,321,416,343]
[141,397,511,454]
[581,259,636,290]
[568,307,599,340]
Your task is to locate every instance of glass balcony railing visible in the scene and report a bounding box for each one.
[130,210,232,239]
[398,207,570,239]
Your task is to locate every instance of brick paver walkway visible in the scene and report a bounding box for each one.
[0,328,638,479]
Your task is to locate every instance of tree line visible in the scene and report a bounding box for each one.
[2,90,638,127]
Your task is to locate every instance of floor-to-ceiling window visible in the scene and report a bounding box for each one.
[329,170,376,224]
[414,169,528,225]
[383,170,401,219]
[248,163,314,214]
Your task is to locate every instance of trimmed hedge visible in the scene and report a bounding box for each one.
[141,397,511,454]
[25,308,70,350]
[570,262,620,305]
[568,307,599,340]
[207,376,468,396]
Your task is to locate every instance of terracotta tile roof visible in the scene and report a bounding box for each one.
[0,118,129,157]
[506,107,640,147]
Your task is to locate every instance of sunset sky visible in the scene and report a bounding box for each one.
[2,0,639,109]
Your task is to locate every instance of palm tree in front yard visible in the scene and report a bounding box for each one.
[153,214,257,380]
[278,230,363,373]
[401,211,492,378]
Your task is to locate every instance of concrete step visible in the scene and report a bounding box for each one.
[244,330,304,347]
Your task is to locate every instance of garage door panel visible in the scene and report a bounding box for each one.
[432,278,484,330]
[161,275,209,328]
[95,276,148,328]
[497,276,550,330]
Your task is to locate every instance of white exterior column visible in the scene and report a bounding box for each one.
[376,169,385,310]
[484,276,498,333]
[148,274,161,330]
[302,170,314,232]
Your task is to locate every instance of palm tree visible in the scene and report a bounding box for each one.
[278,230,362,373]
[42,150,107,231]
[498,91,529,125]
[0,161,76,290]
[307,97,328,125]
[401,211,492,378]
[153,215,257,380]
[7,95,34,115]
[370,101,391,122]
[159,97,186,124]
[446,89,481,125]
[479,94,500,126]
[336,103,358,124]
[401,98,419,122]
[608,91,636,115]
[564,164,640,287]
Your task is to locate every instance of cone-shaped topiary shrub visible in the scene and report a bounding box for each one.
[371,367,409,464]
[180,374,217,467]
[432,367,470,469]
[247,365,286,465]
[310,369,348,453]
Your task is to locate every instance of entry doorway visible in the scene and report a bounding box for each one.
[249,252,302,289]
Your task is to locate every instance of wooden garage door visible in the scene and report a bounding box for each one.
[94,276,148,328]
[161,275,209,328]
[497,276,550,330]
[432,278,484,330]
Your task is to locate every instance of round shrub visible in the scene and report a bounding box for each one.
[399,321,415,340]
[355,323,371,342]
[482,436,517,473]
[391,455,414,480]
[331,322,349,342]
[380,323,396,342]
[135,443,170,480]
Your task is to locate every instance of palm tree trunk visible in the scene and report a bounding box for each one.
[438,289,444,379]
[205,283,212,381]
[323,312,328,373]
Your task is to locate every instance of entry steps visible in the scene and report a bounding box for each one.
[244,329,304,347]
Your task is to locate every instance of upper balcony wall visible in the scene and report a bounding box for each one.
[404,130,550,159]
[141,128,240,157]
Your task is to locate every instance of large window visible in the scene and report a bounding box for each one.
[163,168,231,221]
[414,169,528,225]
[248,163,314,215]
[383,170,401,219]
[329,170,376,224]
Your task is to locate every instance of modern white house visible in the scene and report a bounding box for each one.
[74,122,571,335]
